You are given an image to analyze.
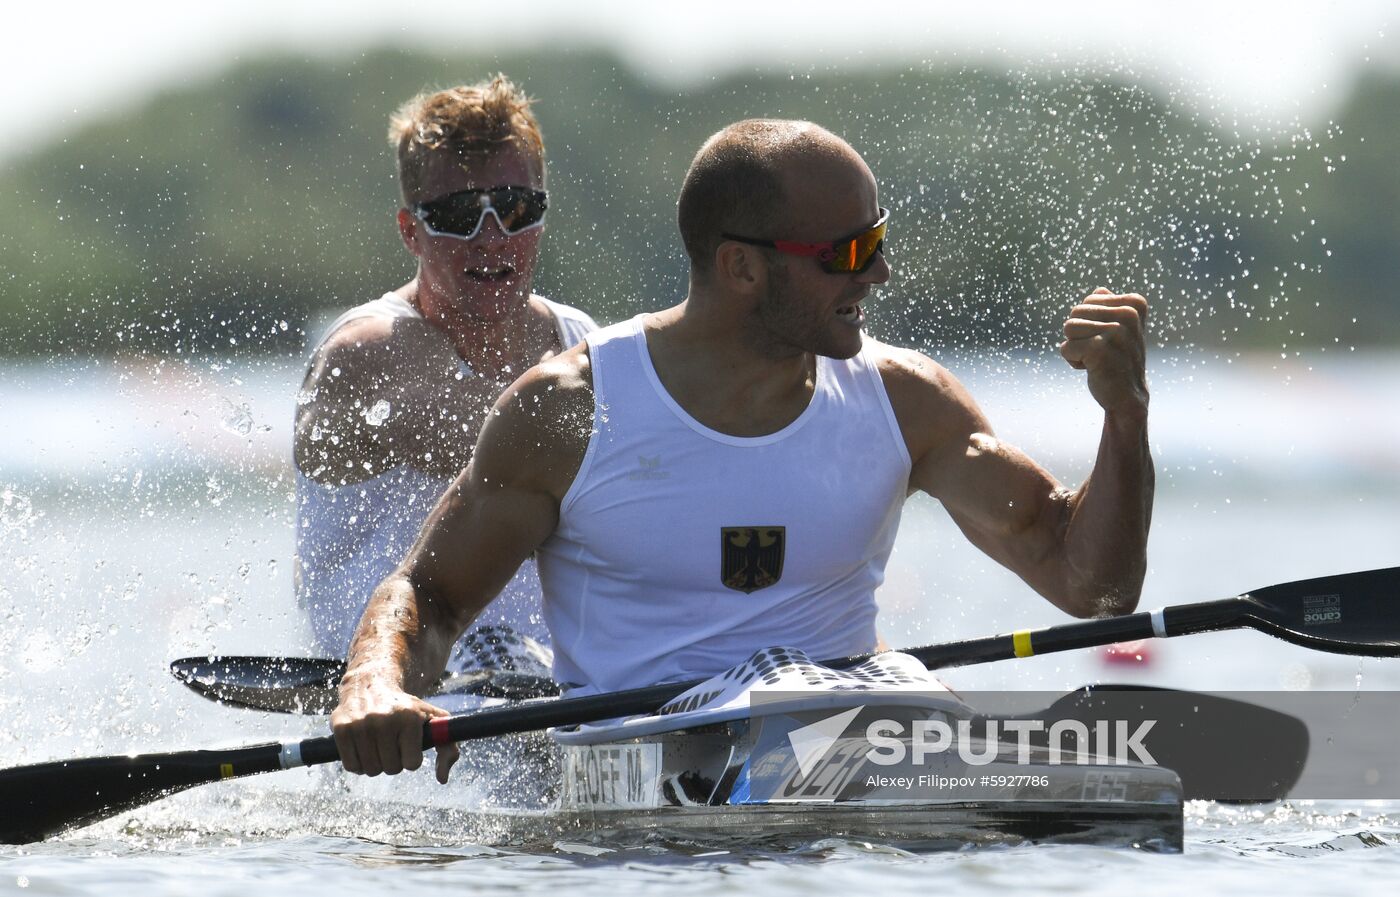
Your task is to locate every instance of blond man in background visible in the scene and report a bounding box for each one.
[294,75,595,689]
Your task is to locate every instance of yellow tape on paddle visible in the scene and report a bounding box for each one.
[1012,629,1034,658]
[220,763,235,779]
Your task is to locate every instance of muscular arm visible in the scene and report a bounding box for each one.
[294,317,506,484]
[880,292,1152,618]
[330,348,595,779]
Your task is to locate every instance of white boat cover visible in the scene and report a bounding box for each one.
[552,647,967,746]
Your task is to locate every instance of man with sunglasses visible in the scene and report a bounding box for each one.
[294,76,596,702]
[332,119,1152,785]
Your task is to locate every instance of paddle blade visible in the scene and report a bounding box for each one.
[1244,567,1400,656]
[0,742,285,844]
[1042,686,1310,802]
[170,656,346,714]
[171,656,559,715]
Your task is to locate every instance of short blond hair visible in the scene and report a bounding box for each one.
[388,74,545,202]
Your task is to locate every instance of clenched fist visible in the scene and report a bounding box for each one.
[1060,288,1149,418]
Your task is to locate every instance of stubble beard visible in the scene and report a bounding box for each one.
[752,260,863,361]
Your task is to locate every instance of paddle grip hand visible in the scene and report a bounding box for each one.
[1059,288,1149,417]
[330,680,460,784]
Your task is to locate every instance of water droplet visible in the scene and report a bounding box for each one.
[0,487,37,535]
[363,399,392,426]
[220,398,255,436]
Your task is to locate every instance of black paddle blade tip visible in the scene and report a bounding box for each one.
[1249,566,1400,657]
[169,655,345,714]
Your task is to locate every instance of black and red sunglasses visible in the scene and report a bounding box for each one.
[722,207,888,273]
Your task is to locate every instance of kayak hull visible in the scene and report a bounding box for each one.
[552,703,1186,852]
[554,799,1183,852]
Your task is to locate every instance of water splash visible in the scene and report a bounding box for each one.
[363,399,392,426]
[220,398,256,437]
[0,487,37,536]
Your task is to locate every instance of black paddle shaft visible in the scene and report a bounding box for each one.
[912,566,1400,668]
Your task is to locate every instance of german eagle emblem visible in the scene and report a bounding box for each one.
[721,526,785,593]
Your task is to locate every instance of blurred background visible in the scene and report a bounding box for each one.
[5,3,1400,355]
[1,2,1398,764]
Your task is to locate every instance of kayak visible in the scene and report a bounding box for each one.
[549,720,1183,852]
[544,649,1184,852]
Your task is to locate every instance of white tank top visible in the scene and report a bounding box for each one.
[295,292,597,674]
[536,316,912,695]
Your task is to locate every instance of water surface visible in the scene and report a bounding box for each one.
[1,351,1398,894]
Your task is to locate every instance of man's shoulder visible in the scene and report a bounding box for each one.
[865,339,956,395]
[316,303,442,354]
[533,294,600,339]
[475,343,595,498]
[506,342,594,410]
[308,310,451,389]
[864,339,986,435]
[310,293,421,348]
[315,314,395,358]
[489,344,596,447]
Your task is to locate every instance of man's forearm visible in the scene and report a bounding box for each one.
[1063,410,1154,616]
[340,575,463,696]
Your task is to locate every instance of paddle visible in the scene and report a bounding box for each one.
[1,566,1393,844]
[911,565,1399,667]
[168,656,558,714]
[968,685,1309,803]
[169,657,1308,800]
